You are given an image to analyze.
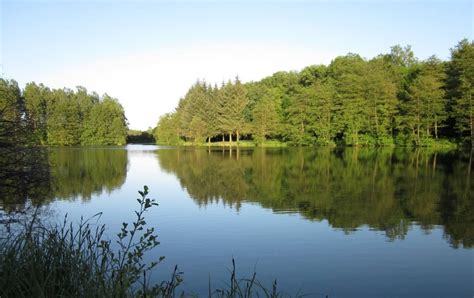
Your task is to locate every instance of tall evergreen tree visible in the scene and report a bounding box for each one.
[219,78,249,142]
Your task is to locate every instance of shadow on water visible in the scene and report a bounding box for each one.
[156,146,473,248]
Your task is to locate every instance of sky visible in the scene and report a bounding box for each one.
[1,0,472,130]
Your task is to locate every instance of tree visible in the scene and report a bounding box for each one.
[416,57,447,139]
[363,58,398,144]
[309,79,337,145]
[251,94,279,143]
[189,116,207,143]
[47,89,82,146]
[328,54,368,145]
[154,39,470,147]
[154,113,180,145]
[81,95,127,145]
[23,82,50,145]
[298,65,327,87]
[447,39,474,146]
[400,57,447,145]
[0,79,29,146]
[218,78,249,142]
[389,45,417,68]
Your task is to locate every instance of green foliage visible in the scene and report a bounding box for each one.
[388,45,417,68]
[23,82,50,144]
[219,78,249,142]
[399,57,447,145]
[252,94,280,143]
[308,79,337,145]
[0,185,302,297]
[46,89,82,145]
[0,186,182,297]
[127,129,155,144]
[81,95,128,145]
[446,39,474,146]
[3,82,128,146]
[154,113,181,145]
[282,85,317,145]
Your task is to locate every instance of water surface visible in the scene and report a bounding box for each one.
[1,145,472,297]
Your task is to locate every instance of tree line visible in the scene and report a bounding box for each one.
[0,80,128,147]
[154,39,473,147]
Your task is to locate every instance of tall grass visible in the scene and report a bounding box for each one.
[0,186,312,297]
[0,186,181,297]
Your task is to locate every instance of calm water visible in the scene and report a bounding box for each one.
[2,145,473,297]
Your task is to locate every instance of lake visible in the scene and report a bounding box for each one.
[1,145,472,297]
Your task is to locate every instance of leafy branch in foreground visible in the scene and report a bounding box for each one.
[0,185,182,298]
[0,186,316,297]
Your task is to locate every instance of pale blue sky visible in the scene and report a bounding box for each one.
[1,0,472,129]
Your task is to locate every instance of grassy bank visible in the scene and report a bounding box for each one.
[156,138,463,149]
[156,140,289,148]
[180,140,288,148]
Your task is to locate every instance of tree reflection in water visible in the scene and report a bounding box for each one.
[0,147,128,215]
[157,147,473,248]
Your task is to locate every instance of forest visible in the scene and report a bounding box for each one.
[0,80,128,147]
[154,39,473,147]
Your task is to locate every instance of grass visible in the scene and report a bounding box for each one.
[179,140,288,148]
[0,186,181,297]
[0,186,311,298]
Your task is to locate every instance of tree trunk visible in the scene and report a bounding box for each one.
[470,90,473,147]
[236,130,240,142]
[374,104,379,133]
[470,105,473,147]
[435,120,438,139]
[416,124,420,145]
[229,133,232,143]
